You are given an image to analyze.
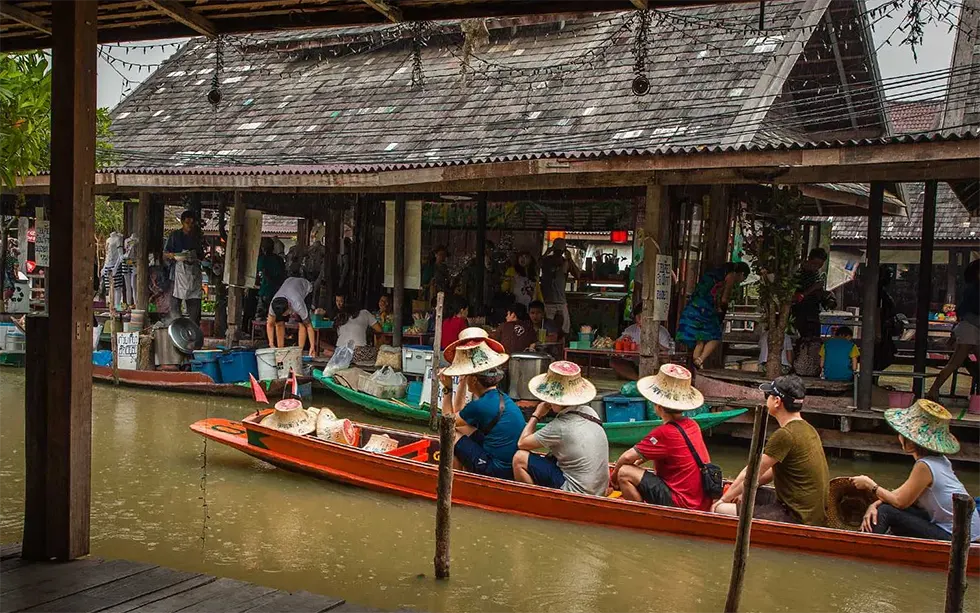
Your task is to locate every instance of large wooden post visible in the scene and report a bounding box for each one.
[475,194,488,310]
[857,182,885,411]
[914,180,938,396]
[701,185,730,368]
[945,494,975,613]
[392,195,406,348]
[225,191,247,348]
[428,292,445,431]
[23,0,97,562]
[640,183,669,377]
[135,192,151,311]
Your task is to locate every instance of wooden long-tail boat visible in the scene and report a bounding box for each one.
[314,370,748,446]
[191,410,980,574]
[94,366,311,398]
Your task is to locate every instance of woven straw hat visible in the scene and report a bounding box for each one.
[259,398,315,435]
[443,327,492,362]
[441,338,509,377]
[637,363,704,412]
[528,361,597,406]
[825,477,877,530]
[884,399,960,454]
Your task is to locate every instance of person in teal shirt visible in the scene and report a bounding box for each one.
[256,238,286,314]
[821,326,859,382]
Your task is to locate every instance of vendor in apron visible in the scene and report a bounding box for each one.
[163,209,204,325]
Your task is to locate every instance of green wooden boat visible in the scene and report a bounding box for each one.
[314,370,747,446]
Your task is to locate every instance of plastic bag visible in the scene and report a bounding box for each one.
[620,381,641,397]
[369,366,408,387]
[375,344,402,370]
[360,366,408,399]
[324,341,354,376]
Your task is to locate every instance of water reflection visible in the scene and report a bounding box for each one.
[0,368,977,613]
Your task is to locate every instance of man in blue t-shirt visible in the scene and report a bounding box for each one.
[440,365,526,480]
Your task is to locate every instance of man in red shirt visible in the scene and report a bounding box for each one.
[440,298,469,350]
[610,364,711,510]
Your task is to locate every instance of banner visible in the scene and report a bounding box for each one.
[653,255,673,321]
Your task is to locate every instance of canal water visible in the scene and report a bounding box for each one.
[1,368,977,613]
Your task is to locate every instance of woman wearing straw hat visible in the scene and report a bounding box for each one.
[438,328,527,480]
[512,361,610,496]
[610,364,713,510]
[852,399,980,541]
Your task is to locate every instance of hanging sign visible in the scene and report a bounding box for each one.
[653,255,673,321]
[116,332,140,370]
[34,220,49,267]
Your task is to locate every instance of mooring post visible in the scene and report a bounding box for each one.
[428,291,445,432]
[945,493,975,613]
[724,405,769,613]
[434,411,455,579]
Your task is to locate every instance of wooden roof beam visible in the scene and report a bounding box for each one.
[822,11,859,130]
[0,4,51,34]
[144,0,216,37]
[362,0,403,22]
[630,0,649,8]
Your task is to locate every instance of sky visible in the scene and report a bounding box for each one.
[95,6,960,109]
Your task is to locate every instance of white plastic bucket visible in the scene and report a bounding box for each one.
[276,346,303,379]
[256,347,279,381]
[5,331,26,352]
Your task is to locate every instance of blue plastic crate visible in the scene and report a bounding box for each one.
[92,350,113,368]
[603,395,647,423]
[406,381,424,407]
[217,349,258,383]
[191,359,222,383]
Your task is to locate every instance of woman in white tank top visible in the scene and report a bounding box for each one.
[850,400,980,541]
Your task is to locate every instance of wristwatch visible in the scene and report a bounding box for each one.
[441,386,452,395]
[528,415,538,422]
[871,484,879,497]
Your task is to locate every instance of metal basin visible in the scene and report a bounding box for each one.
[168,317,204,354]
[507,352,552,401]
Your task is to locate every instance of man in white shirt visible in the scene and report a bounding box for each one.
[267,276,315,356]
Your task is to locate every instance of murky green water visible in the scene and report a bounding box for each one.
[1,367,977,612]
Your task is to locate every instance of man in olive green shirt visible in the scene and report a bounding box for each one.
[713,375,829,526]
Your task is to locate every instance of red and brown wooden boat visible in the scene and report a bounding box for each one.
[191,411,980,574]
[95,366,311,398]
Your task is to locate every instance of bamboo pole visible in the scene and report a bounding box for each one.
[944,493,975,613]
[0,216,9,313]
[434,410,455,579]
[109,285,119,385]
[724,405,769,613]
[428,291,445,432]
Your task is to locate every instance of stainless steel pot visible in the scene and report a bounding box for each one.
[508,352,552,401]
[153,326,183,366]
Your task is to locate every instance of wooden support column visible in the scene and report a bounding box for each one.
[148,199,165,266]
[701,185,730,368]
[392,195,405,348]
[320,206,341,308]
[945,249,958,305]
[475,194,488,310]
[913,180,938,396]
[135,192,150,311]
[857,182,885,411]
[296,218,309,257]
[23,0,97,562]
[945,494,975,613]
[225,191,247,348]
[640,183,669,377]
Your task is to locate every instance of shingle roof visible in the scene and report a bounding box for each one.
[885,99,942,133]
[108,1,888,171]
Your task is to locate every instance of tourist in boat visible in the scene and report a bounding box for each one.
[713,375,830,526]
[334,301,382,350]
[611,364,713,510]
[163,209,204,325]
[852,399,980,541]
[492,303,535,355]
[438,329,525,479]
[539,238,580,335]
[441,297,470,349]
[927,259,979,400]
[676,261,751,370]
[821,326,859,382]
[791,248,829,340]
[512,361,610,496]
[267,276,316,357]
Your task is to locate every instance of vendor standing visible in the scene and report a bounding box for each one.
[267,276,316,357]
[163,210,204,325]
[539,238,580,335]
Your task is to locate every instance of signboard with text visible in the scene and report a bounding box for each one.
[653,255,673,321]
[116,332,139,370]
[34,220,49,267]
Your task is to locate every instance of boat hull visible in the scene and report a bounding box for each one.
[191,414,979,574]
[94,365,310,398]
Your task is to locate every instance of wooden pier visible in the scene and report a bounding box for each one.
[0,544,384,613]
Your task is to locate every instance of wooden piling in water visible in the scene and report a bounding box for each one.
[724,405,769,613]
[428,292,445,432]
[434,411,455,579]
[945,493,975,613]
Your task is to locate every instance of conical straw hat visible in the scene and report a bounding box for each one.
[441,337,509,377]
[825,476,877,530]
[637,363,704,412]
[528,361,597,406]
[884,399,960,454]
[443,327,492,363]
[259,398,315,435]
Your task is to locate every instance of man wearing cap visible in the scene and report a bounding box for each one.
[611,364,713,510]
[163,209,205,325]
[512,361,610,496]
[267,275,316,357]
[439,328,527,480]
[713,375,829,526]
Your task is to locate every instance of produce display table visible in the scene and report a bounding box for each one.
[563,347,688,378]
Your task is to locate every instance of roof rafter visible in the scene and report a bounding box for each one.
[630,0,649,8]
[144,0,216,37]
[0,4,51,34]
[362,0,403,22]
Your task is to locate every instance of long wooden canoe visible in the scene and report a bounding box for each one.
[93,365,311,398]
[191,411,979,574]
[314,371,748,446]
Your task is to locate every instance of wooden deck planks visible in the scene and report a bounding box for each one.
[0,546,374,613]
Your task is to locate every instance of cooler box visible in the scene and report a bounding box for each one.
[406,381,424,406]
[604,395,647,423]
[402,345,433,376]
[92,350,113,368]
[218,349,259,383]
[191,359,222,383]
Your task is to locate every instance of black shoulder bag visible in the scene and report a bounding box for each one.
[669,421,724,499]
